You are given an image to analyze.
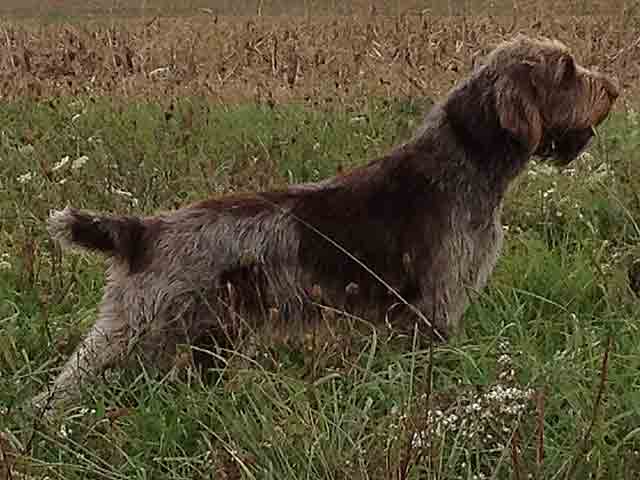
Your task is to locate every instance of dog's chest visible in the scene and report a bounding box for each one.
[454,206,504,291]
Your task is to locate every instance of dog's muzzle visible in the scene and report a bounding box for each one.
[535,127,596,166]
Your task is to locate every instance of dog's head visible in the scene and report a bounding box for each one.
[482,34,619,164]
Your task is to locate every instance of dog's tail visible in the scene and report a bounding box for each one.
[48,207,148,267]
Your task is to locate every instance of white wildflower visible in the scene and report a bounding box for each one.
[19,144,34,155]
[497,354,511,365]
[578,151,595,163]
[0,253,10,271]
[51,155,70,172]
[411,430,429,449]
[502,404,526,415]
[72,155,89,170]
[17,172,34,184]
[59,424,72,438]
[590,162,611,182]
[111,187,133,198]
[533,163,555,176]
[111,186,139,207]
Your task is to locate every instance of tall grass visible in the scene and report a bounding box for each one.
[1,95,640,478]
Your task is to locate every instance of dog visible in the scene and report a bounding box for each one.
[33,34,618,411]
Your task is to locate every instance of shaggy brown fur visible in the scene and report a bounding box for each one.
[34,34,618,410]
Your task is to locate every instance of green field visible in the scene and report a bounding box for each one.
[2,95,640,479]
[2,5,640,479]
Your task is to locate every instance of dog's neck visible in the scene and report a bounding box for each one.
[436,75,533,192]
[388,100,528,210]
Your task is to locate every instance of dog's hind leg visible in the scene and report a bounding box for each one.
[32,307,129,413]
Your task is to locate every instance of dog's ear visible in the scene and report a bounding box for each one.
[495,62,543,153]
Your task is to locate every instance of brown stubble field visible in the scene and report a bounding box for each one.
[0,1,638,106]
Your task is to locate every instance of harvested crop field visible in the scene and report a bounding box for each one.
[1,2,640,479]
[0,2,639,104]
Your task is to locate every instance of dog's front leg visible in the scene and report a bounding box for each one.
[399,253,463,342]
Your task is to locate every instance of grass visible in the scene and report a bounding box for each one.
[1,95,640,479]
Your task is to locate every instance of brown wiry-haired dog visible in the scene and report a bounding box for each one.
[34,35,618,410]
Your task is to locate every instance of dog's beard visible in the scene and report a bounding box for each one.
[535,127,595,166]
